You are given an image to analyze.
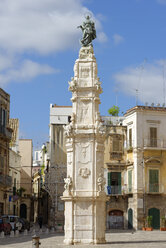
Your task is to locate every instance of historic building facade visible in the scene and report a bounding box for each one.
[123,106,166,230]
[44,105,72,228]
[104,106,166,230]
[9,118,21,216]
[0,88,12,215]
[19,139,33,221]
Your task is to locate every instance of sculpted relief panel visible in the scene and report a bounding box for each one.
[75,142,92,190]
[77,101,91,125]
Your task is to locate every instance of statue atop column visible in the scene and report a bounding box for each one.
[78,15,96,47]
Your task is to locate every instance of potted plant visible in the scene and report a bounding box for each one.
[146,216,153,231]
[160,216,166,231]
[142,217,146,231]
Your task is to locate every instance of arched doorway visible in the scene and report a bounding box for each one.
[108,210,124,229]
[20,203,27,219]
[128,208,133,229]
[148,208,160,229]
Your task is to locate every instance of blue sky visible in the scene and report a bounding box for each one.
[1,0,166,149]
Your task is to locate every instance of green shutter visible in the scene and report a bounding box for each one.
[128,170,132,193]
[108,172,112,186]
[118,172,121,194]
[149,170,159,192]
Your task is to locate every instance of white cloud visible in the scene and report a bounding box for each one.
[0,59,57,87]
[113,34,124,45]
[0,0,106,86]
[157,0,166,4]
[0,0,106,55]
[113,60,166,105]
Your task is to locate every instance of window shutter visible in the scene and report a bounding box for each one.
[128,170,132,193]
[129,129,132,147]
[149,169,159,192]
[118,172,121,194]
[150,127,157,147]
[108,172,112,186]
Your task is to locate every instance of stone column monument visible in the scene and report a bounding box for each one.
[62,16,107,245]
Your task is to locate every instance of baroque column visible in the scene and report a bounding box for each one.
[62,16,107,245]
[62,45,107,244]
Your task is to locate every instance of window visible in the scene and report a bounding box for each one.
[128,170,132,193]
[129,129,132,148]
[112,139,122,152]
[0,202,3,216]
[1,109,7,127]
[0,155,4,170]
[149,169,159,192]
[57,130,60,145]
[110,135,123,159]
[150,127,157,147]
[107,172,121,195]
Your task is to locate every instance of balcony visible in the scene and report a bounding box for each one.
[107,185,122,195]
[107,185,133,196]
[0,125,12,140]
[146,183,164,194]
[144,139,166,149]
[0,174,12,187]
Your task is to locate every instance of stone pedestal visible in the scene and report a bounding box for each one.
[62,46,107,245]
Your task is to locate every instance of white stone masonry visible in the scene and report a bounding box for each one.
[62,46,107,245]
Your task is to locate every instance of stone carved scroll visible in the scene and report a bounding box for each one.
[97,173,106,192]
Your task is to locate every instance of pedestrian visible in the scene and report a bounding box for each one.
[38,216,43,229]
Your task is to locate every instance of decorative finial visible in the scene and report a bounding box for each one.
[77,15,96,47]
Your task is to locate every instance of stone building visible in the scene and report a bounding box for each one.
[9,119,21,216]
[0,88,12,215]
[123,105,166,230]
[19,139,33,221]
[103,116,129,230]
[44,104,72,229]
[32,142,50,224]
[104,105,166,231]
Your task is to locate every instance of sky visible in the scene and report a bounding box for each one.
[1,0,166,150]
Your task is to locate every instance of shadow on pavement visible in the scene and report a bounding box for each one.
[0,233,64,245]
[107,240,166,244]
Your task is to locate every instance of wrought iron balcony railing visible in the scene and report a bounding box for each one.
[144,139,166,149]
[107,185,133,195]
[107,185,122,195]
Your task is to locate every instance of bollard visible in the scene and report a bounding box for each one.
[15,230,19,237]
[24,229,28,236]
[45,228,49,234]
[10,230,14,238]
[0,231,5,238]
[32,235,41,248]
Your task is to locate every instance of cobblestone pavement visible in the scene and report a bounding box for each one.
[0,230,166,248]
